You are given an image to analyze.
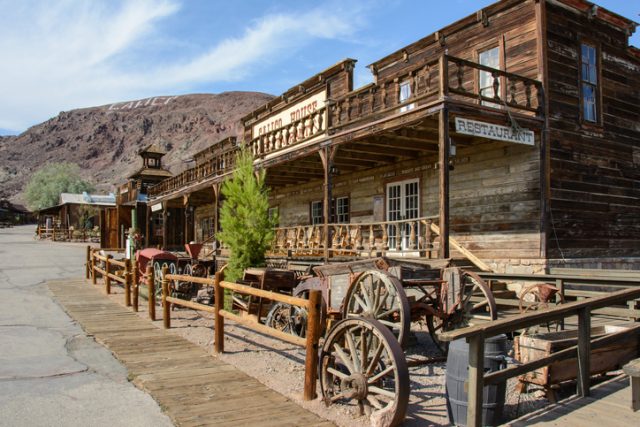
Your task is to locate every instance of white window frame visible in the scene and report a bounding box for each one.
[478,46,501,108]
[311,201,323,225]
[399,80,414,112]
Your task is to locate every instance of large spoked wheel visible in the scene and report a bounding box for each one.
[428,271,497,353]
[320,318,409,427]
[343,270,411,348]
[264,302,307,337]
[153,261,176,297]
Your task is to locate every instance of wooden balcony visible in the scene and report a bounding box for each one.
[148,148,237,198]
[267,216,440,259]
[248,106,327,158]
[328,54,543,133]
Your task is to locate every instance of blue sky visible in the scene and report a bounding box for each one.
[0,0,637,135]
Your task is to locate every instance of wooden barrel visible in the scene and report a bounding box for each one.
[445,334,508,426]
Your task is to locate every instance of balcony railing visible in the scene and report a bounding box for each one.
[248,106,327,158]
[267,216,440,258]
[148,149,237,198]
[329,54,543,130]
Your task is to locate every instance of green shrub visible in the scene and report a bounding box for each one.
[217,148,277,282]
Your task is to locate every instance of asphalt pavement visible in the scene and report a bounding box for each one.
[0,225,174,427]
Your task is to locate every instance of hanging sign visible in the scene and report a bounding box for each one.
[455,117,534,146]
[151,203,163,212]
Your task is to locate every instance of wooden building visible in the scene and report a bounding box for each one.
[113,144,173,248]
[38,192,115,235]
[147,0,639,273]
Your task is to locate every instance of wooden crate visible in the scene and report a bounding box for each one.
[515,324,640,389]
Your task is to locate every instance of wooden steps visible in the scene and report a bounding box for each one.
[48,279,334,427]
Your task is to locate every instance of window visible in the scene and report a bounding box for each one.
[399,80,414,112]
[335,197,349,223]
[478,46,501,107]
[581,43,598,123]
[311,201,323,225]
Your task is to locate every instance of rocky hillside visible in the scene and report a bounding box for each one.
[0,92,274,205]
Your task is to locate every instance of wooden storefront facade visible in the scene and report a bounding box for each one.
[147,0,639,272]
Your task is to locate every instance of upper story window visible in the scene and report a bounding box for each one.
[478,46,501,107]
[581,43,598,123]
[399,80,414,112]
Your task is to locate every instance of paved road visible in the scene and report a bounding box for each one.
[0,225,173,427]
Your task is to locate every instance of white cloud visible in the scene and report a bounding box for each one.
[0,0,362,132]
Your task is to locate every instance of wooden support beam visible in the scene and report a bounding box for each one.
[319,146,336,263]
[467,334,485,427]
[577,307,591,397]
[161,202,168,250]
[438,105,450,258]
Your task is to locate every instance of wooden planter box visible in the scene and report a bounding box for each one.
[514,324,640,398]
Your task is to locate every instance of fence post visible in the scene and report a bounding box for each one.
[162,265,170,329]
[577,307,591,397]
[467,333,485,427]
[146,265,156,321]
[556,279,565,330]
[303,290,322,401]
[124,259,131,307]
[105,255,112,294]
[85,246,91,279]
[214,271,224,353]
[132,265,139,312]
[91,250,97,285]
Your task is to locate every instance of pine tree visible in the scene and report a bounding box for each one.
[217,148,277,282]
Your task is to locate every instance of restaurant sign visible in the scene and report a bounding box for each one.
[455,117,534,146]
[252,90,327,138]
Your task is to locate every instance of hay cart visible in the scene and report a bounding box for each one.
[264,257,497,425]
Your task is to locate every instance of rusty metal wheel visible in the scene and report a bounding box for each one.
[264,302,307,337]
[519,283,564,332]
[343,270,410,347]
[320,318,409,427]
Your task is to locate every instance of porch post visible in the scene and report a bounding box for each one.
[319,146,335,263]
[213,183,220,235]
[145,204,151,247]
[438,107,450,259]
[162,202,168,250]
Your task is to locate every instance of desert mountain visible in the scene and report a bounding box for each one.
[0,92,274,205]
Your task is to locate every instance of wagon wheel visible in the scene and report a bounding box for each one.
[153,261,176,297]
[427,271,497,353]
[320,318,409,427]
[265,302,307,337]
[191,263,207,278]
[519,284,564,333]
[343,270,410,348]
[457,270,497,325]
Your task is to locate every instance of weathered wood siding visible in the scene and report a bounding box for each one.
[545,1,640,258]
[373,0,539,83]
[270,138,541,259]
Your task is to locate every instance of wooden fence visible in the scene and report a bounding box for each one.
[86,246,133,307]
[479,271,640,320]
[439,287,640,427]
[161,268,322,401]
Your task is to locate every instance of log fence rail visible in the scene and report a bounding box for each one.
[161,268,322,401]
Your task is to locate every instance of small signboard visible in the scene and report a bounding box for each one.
[455,117,534,146]
[151,203,163,213]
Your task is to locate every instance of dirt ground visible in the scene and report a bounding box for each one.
[104,285,549,426]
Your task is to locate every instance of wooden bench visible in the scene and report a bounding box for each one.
[623,358,640,411]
